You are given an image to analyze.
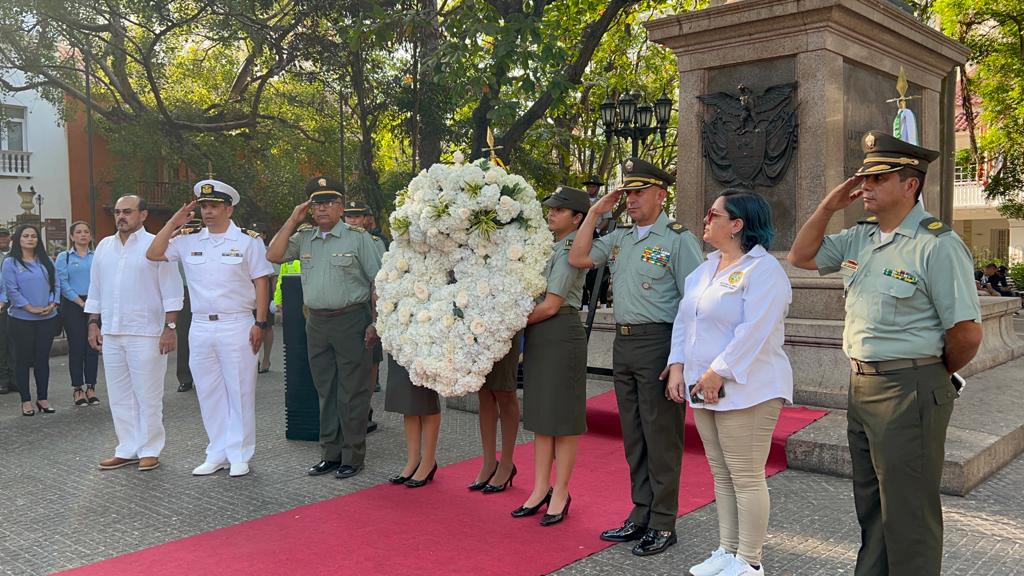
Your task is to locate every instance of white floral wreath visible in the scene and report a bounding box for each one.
[375,153,552,397]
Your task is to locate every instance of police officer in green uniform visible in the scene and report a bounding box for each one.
[267,177,383,479]
[789,131,983,576]
[343,199,385,430]
[569,158,703,556]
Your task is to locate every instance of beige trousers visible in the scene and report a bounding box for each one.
[694,397,783,565]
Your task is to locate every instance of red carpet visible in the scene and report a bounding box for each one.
[61,392,825,576]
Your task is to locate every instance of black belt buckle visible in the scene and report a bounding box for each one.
[208,314,219,321]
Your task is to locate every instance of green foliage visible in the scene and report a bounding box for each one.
[1008,263,1024,288]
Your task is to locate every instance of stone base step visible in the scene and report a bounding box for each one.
[786,356,1024,496]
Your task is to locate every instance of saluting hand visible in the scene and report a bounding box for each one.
[168,201,198,228]
[819,176,864,213]
[591,189,622,215]
[288,200,312,224]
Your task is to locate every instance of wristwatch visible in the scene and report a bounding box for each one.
[164,322,177,330]
[254,320,270,329]
[88,318,101,327]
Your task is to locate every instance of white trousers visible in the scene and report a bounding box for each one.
[103,334,168,459]
[189,316,257,464]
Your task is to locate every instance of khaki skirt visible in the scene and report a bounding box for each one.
[384,356,440,416]
[522,308,587,436]
[481,331,523,392]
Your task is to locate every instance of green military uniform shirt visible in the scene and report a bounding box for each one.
[282,220,382,310]
[815,202,981,361]
[543,231,586,309]
[589,212,703,324]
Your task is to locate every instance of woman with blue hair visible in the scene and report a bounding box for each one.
[665,190,793,576]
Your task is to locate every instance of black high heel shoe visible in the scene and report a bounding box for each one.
[36,401,56,414]
[404,463,438,488]
[540,494,571,526]
[511,489,552,518]
[73,387,88,406]
[467,464,498,491]
[22,404,35,416]
[481,464,517,494]
[388,462,419,484]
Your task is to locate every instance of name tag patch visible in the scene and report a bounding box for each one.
[222,249,242,258]
[190,251,203,256]
[841,259,858,273]
[640,246,670,267]
[883,267,918,284]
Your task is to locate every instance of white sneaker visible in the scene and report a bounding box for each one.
[229,462,250,477]
[718,556,765,576]
[689,547,735,576]
[192,461,228,476]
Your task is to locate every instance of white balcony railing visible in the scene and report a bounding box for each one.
[0,150,31,177]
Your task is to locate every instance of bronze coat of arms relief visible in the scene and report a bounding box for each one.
[697,82,799,188]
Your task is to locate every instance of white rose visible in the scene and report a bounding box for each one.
[506,244,524,261]
[457,207,471,220]
[381,300,396,313]
[395,259,409,272]
[387,269,401,282]
[470,319,487,334]
[477,281,490,297]
[485,170,499,184]
[414,282,429,301]
[417,310,432,323]
[442,315,455,328]
[453,150,465,164]
[455,291,470,307]
[399,308,412,324]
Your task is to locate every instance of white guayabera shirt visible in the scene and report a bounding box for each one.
[84,229,184,336]
[667,244,794,412]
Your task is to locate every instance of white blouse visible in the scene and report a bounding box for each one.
[667,245,793,411]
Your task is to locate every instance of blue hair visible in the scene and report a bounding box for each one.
[720,189,775,252]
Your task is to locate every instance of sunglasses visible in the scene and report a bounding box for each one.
[703,208,729,224]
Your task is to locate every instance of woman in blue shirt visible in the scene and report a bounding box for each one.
[56,221,99,406]
[1,224,60,416]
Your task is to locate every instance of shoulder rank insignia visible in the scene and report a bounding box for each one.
[920,217,951,236]
[857,215,879,225]
[241,228,263,239]
[345,223,367,233]
[564,239,573,248]
[176,224,201,236]
[668,222,687,234]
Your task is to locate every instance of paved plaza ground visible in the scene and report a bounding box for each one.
[1,326,1022,575]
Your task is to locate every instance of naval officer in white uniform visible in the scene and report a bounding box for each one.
[147,179,274,477]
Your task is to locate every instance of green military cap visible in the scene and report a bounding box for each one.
[543,185,591,214]
[619,157,675,190]
[305,176,343,203]
[582,175,603,186]
[344,200,370,215]
[854,131,940,177]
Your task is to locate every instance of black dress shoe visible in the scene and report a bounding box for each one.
[481,464,517,494]
[404,463,438,488]
[511,489,552,518]
[467,464,498,491]
[600,520,648,542]
[366,420,378,434]
[540,494,571,526]
[335,464,362,479]
[631,529,677,556]
[0,385,11,395]
[307,460,341,476]
[177,382,194,393]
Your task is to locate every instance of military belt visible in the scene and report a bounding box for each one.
[556,306,578,316]
[616,322,672,336]
[308,302,368,318]
[850,356,943,375]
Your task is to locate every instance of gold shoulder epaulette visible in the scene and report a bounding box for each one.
[919,216,951,236]
[241,228,263,239]
[176,225,201,236]
[668,222,687,234]
[858,215,879,225]
[346,223,367,233]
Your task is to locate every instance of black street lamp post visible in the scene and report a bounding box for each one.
[600,92,674,158]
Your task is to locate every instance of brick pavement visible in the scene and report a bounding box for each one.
[0,329,1021,575]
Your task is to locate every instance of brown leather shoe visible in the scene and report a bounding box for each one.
[138,457,160,471]
[99,457,139,470]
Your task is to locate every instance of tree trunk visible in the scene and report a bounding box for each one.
[416,0,443,167]
[349,47,383,213]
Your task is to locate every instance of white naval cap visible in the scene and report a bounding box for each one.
[193,179,240,206]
